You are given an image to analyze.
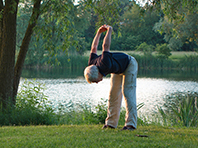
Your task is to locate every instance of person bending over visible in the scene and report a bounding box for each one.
[84,25,138,130]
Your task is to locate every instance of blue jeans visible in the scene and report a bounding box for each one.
[105,56,138,128]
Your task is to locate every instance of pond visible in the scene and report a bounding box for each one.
[21,68,198,114]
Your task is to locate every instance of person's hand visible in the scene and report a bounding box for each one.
[98,25,113,33]
[98,25,107,33]
[105,25,112,31]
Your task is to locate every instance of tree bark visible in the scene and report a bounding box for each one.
[13,0,41,100]
[0,0,19,108]
[0,0,4,57]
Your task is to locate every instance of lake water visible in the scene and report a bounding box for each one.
[21,69,198,115]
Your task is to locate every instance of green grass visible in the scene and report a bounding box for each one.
[0,125,198,148]
[169,51,198,60]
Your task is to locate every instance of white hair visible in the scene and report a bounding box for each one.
[84,65,99,83]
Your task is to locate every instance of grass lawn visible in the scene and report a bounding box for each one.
[169,51,198,60]
[0,125,198,148]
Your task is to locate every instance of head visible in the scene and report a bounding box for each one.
[84,65,103,83]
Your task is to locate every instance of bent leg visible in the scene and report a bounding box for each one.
[105,74,123,128]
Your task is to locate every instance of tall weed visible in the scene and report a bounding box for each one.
[0,80,56,126]
[158,91,198,127]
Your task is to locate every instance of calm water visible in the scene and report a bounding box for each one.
[21,68,198,114]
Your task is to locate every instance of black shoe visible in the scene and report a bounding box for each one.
[102,125,115,129]
[122,126,135,131]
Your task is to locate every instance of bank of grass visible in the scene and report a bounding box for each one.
[0,125,198,148]
[169,51,198,60]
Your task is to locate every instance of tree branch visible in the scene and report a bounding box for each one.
[13,0,42,99]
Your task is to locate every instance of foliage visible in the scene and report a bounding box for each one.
[136,42,154,56]
[152,0,198,21]
[94,98,108,124]
[0,80,56,126]
[120,35,139,51]
[92,0,124,27]
[115,4,164,51]
[155,43,172,59]
[16,79,52,112]
[158,91,198,127]
[154,13,198,51]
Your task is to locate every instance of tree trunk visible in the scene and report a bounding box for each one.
[13,0,41,100]
[0,0,4,55]
[0,0,19,108]
[0,0,41,109]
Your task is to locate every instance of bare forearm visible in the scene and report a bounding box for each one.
[91,25,107,54]
[102,27,112,52]
[91,31,101,54]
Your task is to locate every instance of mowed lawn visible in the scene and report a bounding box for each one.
[0,125,198,148]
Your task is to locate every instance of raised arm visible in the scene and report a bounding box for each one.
[91,25,107,54]
[102,25,112,52]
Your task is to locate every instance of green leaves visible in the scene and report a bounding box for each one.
[151,0,198,51]
[159,91,198,127]
[156,43,172,59]
[136,42,155,56]
[16,79,53,112]
[92,0,123,27]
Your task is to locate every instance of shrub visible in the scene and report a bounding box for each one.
[156,43,172,59]
[136,42,154,56]
[158,91,198,127]
[0,80,56,126]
